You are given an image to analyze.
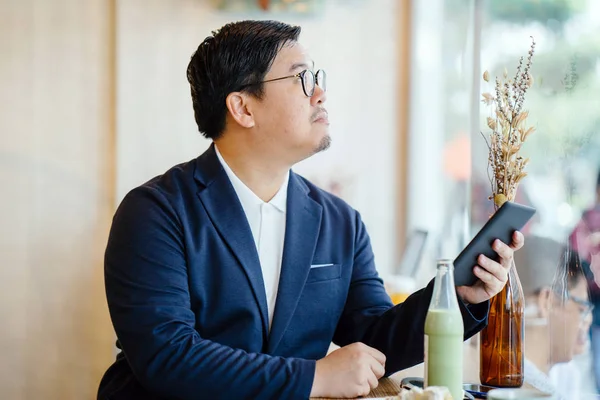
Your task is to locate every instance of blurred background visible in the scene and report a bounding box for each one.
[1,0,599,398]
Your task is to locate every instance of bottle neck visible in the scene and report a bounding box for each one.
[508,259,523,288]
[430,260,460,310]
[499,259,525,311]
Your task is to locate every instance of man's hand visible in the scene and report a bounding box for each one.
[310,342,386,398]
[456,231,525,305]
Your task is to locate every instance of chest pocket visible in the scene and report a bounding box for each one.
[306,264,341,284]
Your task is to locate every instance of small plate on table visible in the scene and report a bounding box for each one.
[401,377,495,399]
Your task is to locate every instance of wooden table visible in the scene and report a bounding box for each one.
[311,377,402,399]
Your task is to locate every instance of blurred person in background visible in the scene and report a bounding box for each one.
[570,169,600,392]
[571,169,600,272]
[96,19,523,400]
[517,235,593,399]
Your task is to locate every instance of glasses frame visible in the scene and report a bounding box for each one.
[239,69,326,97]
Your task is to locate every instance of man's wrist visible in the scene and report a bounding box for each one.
[456,289,471,306]
[310,359,323,397]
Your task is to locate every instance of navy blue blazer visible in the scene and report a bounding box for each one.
[98,145,488,400]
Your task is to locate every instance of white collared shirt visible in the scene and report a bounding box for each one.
[214,145,288,330]
[524,358,560,398]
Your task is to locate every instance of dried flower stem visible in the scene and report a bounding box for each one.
[481,37,536,209]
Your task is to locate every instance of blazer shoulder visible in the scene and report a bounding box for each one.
[118,157,199,213]
[146,158,198,192]
[295,173,357,219]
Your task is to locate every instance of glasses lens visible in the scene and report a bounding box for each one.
[302,70,315,97]
[316,70,327,92]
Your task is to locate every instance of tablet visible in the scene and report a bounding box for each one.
[453,201,536,287]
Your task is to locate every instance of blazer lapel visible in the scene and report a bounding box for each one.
[194,145,269,338]
[268,172,323,354]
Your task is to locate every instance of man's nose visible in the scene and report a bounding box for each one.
[311,84,327,105]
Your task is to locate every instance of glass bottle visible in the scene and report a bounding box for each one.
[479,259,525,387]
[424,260,464,400]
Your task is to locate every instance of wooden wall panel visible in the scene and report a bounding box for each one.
[0,0,410,398]
[0,0,116,398]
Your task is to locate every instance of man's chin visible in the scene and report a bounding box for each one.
[314,134,331,154]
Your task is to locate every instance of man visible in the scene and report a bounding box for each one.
[570,169,600,392]
[572,170,600,278]
[97,20,524,400]
[571,170,600,265]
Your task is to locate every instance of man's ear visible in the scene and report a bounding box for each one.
[537,287,552,319]
[225,92,255,129]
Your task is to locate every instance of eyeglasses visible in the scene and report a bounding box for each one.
[239,69,326,97]
[567,293,594,321]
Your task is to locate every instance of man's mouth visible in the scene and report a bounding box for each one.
[312,110,329,124]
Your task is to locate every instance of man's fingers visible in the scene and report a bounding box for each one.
[362,344,386,366]
[368,356,385,379]
[512,231,525,250]
[492,239,514,265]
[366,371,379,391]
[478,255,508,281]
[474,264,503,288]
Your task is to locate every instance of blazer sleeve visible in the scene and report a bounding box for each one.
[332,211,488,375]
[104,187,315,400]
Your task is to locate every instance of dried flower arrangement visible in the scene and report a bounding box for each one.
[481,37,536,210]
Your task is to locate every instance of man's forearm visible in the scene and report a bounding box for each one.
[335,280,488,376]
[115,328,316,400]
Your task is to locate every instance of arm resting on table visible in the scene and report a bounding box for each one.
[333,212,488,375]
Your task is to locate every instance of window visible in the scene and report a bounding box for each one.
[410,0,600,397]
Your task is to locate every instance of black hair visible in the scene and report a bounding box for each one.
[186,20,301,140]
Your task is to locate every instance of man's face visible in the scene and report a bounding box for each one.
[249,42,330,165]
[549,278,591,363]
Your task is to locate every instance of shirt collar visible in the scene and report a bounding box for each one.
[214,145,288,213]
[269,172,289,213]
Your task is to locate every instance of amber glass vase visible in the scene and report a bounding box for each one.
[479,260,524,387]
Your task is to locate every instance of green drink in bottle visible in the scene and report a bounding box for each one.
[424,259,464,400]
